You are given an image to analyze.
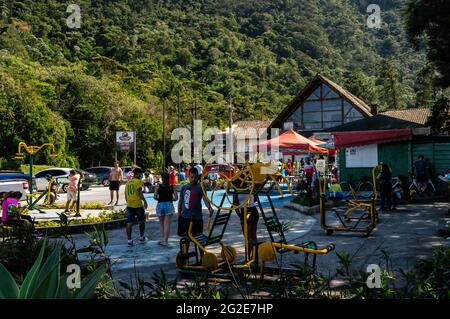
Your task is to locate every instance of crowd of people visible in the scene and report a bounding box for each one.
[2,154,445,248]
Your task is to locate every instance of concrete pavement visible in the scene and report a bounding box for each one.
[67,201,449,284]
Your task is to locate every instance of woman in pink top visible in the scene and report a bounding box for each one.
[65,170,80,214]
[1,191,34,230]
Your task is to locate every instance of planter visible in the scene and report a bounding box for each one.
[36,218,127,236]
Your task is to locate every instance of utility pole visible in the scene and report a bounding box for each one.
[228,96,234,163]
[187,101,198,164]
[177,91,182,173]
[163,100,166,170]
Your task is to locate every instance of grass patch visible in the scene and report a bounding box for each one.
[37,201,105,210]
[21,165,55,175]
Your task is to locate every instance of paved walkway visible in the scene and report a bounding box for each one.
[67,201,449,283]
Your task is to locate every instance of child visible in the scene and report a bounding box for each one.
[44,174,58,205]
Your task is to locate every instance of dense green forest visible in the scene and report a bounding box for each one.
[0,0,436,168]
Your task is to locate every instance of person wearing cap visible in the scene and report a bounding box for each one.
[194,162,203,175]
[124,167,148,246]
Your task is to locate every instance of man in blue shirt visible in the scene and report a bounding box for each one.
[177,166,213,236]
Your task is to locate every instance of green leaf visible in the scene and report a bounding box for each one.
[74,264,107,299]
[0,263,20,299]
[29,242,63,298]
[102,228,109,247]
[18,239,47,299]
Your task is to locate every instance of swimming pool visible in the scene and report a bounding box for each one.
[144,187,293,209]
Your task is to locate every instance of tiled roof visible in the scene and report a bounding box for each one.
[381,108,431,125]
[233,119,273,130]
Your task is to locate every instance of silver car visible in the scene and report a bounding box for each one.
[34,168,96,193]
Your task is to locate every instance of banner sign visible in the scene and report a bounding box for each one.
[116,131,135,152]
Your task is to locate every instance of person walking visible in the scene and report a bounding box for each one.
[413,155,428,195]
[125,167,148,246]
[378,163,392,211]
[65,170,81,214]
[108,160,123,205]
[177,167,213,238]
[154,173,178,246]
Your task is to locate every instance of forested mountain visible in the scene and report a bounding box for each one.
[0,0,429,168]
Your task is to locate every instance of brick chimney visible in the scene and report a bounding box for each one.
[370,104,378,115]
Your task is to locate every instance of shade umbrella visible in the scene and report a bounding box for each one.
[254,129,329,155]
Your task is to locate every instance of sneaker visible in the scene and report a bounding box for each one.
[139,236,147,242]
[127,240,134,247]
[114,202,119,206]
[107,201,113,205]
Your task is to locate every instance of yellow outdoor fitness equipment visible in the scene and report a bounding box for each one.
[319,163,382,236]
[176,155,335,276]
[15,142,58,204]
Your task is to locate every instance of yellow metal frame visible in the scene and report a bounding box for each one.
[15,142,58,159]
[319,164,382,236]
[178,158,335,274]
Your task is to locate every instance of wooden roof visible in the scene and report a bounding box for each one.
[269,74,372,129]
[381,108,431,125]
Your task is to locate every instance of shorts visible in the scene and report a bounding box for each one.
[177,216,203,237]
[67,191,77,201]
[126,207,146,223]
[238,206,259,224]
[156,202,174,217]
[109,181,120,191]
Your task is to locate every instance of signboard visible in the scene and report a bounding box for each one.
[116,131,135,152]
[345,144,378,168]
[316,159,326,174]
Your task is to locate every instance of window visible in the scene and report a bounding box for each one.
[322,99,341,111]
[304,122,322,129]
[344,108,364,123]
[303,101,321,112]
[323,121,341,129]
[323,111,341,122]
[323,85,339,99]
[303,112,321,122]
[36,171,49,178]
[311,87,321,99]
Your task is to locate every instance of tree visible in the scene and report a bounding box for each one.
[344,72,379,106]
[379,60,405,110]
[406,0,450,88]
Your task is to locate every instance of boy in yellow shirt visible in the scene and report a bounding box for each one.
[125,167,148,246]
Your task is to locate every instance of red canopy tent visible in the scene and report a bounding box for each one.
[333,128,413,149]
[254,129,328,155]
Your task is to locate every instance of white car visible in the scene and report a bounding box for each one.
[0,180,30,200]
[34,168,96,193]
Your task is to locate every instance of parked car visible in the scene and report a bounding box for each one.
[34,168,97,193]
[84,166,113,187]
[0,170,33,200]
